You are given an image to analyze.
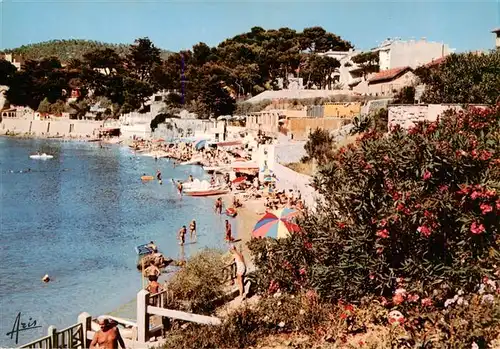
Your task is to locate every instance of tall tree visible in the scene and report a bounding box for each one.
[0,59,17,85]
[127,37,162,84]
[415,51,500,104]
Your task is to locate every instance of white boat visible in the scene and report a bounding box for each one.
[203,166,224,173]
[184,186,229,197]
[180,158,202,166]
[30,153,54,159]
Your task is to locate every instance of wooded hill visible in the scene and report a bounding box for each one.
[2,39,172,63]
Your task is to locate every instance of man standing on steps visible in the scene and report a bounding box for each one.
[90,318,125,349]
[230,244,247,300]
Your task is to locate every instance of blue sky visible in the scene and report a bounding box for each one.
[1,0,499,52]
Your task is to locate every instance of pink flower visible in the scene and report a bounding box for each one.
[471,191,481,200]
[417,225,432,237]
[439,185,449,193]
[379,219,388,227]
[407,294,420,302]
[496,199,500,210]
[376,229,389,239]
[299,268,306,275]
[480,203,493,215]
[304,242,313,250]
[392,293,404,305]
[470,222,485,235]
[423,170,432,180]
[337,222,346,229]
[479,151,492,161]
[369,274,375,280]
[485,189,496,198]
[421,298,433,307]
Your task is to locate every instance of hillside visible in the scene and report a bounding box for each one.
[2,39,172,62]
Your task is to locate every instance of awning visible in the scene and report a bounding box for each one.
[232,176,247,184]
[214,140,243,147]
[194,139,207,150]
[231,161,259,169]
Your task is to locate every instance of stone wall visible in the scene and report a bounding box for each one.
[387,104,469,129]
[274,141,307,165]
[0,118,103,137]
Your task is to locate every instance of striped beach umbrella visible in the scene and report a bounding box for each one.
[252,209,301,239]
[272,207,300,220]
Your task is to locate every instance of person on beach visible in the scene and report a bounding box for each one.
[156,170,162,185]
[225,220,234,242]
[188,175,194,182]
[214,197,223,214]
[189,220,197,242]
[178,225,187,245]
[176,181,183,197]
[147,240,158,252]
[90,318,125,349]
[144,263,161,277]
[230,244,247,299]
[146,275,163,294]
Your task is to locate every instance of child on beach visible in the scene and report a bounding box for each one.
[178,225,187,245]
[189,220,197,242]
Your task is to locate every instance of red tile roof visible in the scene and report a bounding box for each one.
[368,66,411,84]
[424,56,447,68]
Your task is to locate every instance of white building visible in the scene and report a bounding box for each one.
[318,39,452,91]
[372,38,452,70]
[492,28,500,49]
[2,54,22,70]
[318,49,364,89]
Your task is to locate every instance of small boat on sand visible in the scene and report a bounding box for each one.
[226,207,237,217]
[30,153,54,159]
[203,166,223,174]
[141,175,155,181]
[184,186,229,197]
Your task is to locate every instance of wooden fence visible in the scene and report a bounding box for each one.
[19,313,92,349]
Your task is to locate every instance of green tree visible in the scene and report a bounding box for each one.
[415,51,500,104]
[393,86,416,104]
[0,59,17,85]
[127,37,162,84]
[351,51,380,77]
[303,128,335,165]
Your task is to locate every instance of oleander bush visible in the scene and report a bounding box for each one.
[249,104,500,304]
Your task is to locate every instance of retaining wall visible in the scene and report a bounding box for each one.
[0,118,102,137]
[387,104,490,130]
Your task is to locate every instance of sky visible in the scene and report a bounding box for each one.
[0,0,499,53]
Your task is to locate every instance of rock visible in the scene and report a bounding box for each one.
[137,253,173,271]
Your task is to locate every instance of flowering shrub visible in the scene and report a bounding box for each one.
[250,104,500,304]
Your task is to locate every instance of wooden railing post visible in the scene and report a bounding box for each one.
[137,289,149,343]
[78,312,92,348]
[48,326,57,348]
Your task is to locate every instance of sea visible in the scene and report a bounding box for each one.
[0,137,233,347]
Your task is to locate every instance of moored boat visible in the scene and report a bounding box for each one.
[29,153,54,159]
[184,187,229,197]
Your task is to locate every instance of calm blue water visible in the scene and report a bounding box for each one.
[0,138,234,347]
